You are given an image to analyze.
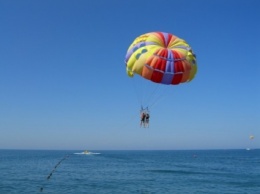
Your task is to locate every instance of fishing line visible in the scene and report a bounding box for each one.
[39,154,71,192]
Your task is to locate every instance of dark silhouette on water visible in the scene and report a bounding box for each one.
[40,154,70,192]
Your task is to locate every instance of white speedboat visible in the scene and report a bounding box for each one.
[83,150,91,154]
[73,150,100,155]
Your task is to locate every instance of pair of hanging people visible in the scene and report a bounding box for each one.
[140,110,150,128]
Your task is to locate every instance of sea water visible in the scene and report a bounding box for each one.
[0,149,259,194]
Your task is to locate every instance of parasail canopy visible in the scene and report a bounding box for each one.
[125,32,197,85]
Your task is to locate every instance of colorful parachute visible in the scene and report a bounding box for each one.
[125,32,197,85]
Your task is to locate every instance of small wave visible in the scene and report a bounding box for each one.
[147,169,205,175]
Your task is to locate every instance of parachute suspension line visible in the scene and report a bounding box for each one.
[131,75,155,108]
[132,76,167,112]
[138,77,163,110]
[40,154,71,192]
[149,92,166,109]
[148,83,173,109]
[131,75,144,107]
[145,83,160,108]
[140,105,149,113]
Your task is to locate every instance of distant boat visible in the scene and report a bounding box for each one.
[246,148,251,151]
[73,150,100,155]
[83,150,91,154]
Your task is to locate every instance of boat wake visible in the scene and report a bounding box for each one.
[74,152,100,155]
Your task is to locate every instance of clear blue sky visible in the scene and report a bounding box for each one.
[0,0,259,150]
